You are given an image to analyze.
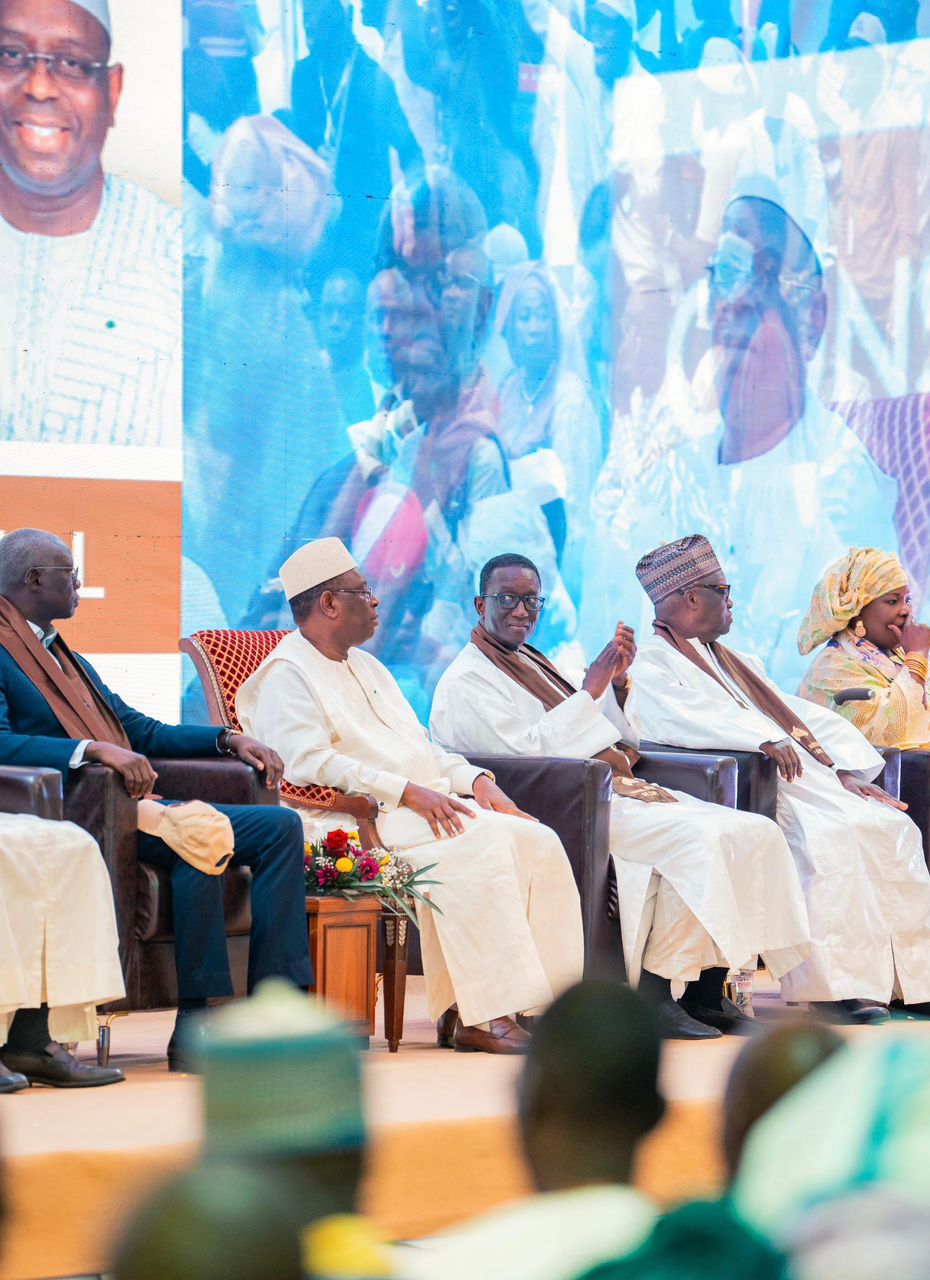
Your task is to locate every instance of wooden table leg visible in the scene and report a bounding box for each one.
[381,907,409,1053]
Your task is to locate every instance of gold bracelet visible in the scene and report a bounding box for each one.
[904,652,928,684]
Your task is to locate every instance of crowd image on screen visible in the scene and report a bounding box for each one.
[181,0,930,716]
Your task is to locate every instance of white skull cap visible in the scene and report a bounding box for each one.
[279,538,358,601]
[70,0,112,36]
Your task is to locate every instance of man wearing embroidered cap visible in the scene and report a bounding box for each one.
[237,538,586,1054]
[632,535,930,1024]
[0,0,180,446]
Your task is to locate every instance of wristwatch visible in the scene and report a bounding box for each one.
[217,728,241,755]
[474,769,496,786]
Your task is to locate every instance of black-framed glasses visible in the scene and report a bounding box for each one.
[0,46,108,83]
[331,587,376,603]
[483,592,546,614]
[30,565,80,583]
[692,583,731,598]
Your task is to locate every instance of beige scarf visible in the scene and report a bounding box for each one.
[0,596,132,748]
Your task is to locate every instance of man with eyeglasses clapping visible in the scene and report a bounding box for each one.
[430,552,812,1040]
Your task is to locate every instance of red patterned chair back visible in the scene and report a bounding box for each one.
[180,630,377,821]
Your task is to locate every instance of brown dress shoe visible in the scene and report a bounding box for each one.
[453,1015,531,1054]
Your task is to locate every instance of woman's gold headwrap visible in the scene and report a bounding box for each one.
[797,547,908,655]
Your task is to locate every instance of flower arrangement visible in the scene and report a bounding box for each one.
[304,828,440,925]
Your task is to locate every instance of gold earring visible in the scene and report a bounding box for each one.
[853,619,866,638]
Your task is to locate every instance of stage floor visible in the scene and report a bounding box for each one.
[2,977,930,1280]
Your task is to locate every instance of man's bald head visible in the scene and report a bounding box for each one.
[722,1021,843,1181]
[0,528,69,595]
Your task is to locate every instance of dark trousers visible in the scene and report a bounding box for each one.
[137,804,313,999]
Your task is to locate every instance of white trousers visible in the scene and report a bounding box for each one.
[294,801,584,1026]
[776,762,930,1002]
[610,789,811,988]
[0,814,125,1044]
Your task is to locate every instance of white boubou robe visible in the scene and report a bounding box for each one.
[633,637,930,1003]
[0,814,125,1043]
[429,642,811,987]
[236,631,585,1026]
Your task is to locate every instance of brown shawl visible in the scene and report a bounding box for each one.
[0,596,132,748]
[470,625,676,803]
[652,620,834,768]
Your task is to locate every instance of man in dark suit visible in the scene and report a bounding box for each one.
[0,528,313,1072]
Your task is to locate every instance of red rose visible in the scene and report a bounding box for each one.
[324,829,350,853]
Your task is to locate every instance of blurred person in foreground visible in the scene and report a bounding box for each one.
[632,534,930,1024]
[193,981,393,1278]
[722,1021,843,1182]
[572,1200,789,1280]
[111,1163,304,1280]
[431,553,811,1040]
[401,980,664,1280]
[798,547,930,750]
[732,1037,930,1279]
[0,0,180,447]
[237,538,585,1055]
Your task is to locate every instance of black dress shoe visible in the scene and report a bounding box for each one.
[891,1000,930,1018]
[654,999,722,1040]
[679,995,756,1035]
[810,999,890,1025]
[436,1007,457,1049]
[167,1011,209,1073]
[1,1042,124,1088]
[0,1059,30,1093]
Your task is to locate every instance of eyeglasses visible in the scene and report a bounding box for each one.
[693,583,731,598]
[0,46,108,84]
[30,565,80,583]
[331,588,376,603]
[483,592,546,613]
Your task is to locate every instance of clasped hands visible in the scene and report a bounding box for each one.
[760,737,906,810]
[400,774,537,840]
[84,735,285,800]
[582,622,636,701]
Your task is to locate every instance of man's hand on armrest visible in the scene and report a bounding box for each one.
[760,737,803,782]
[224,733,284,789]
[401,782,475,839]
[837,770,908,811]
[472,773,538,823]
[84,742,159,799]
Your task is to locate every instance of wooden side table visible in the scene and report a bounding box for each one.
[306,895,381,1036]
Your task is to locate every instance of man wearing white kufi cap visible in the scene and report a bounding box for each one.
[237,539,585,1054]
[0,0,180,448]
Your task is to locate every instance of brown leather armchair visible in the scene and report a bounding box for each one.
[899,751,930,869]
[0,764,62,818]
[64,758,277,1012]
